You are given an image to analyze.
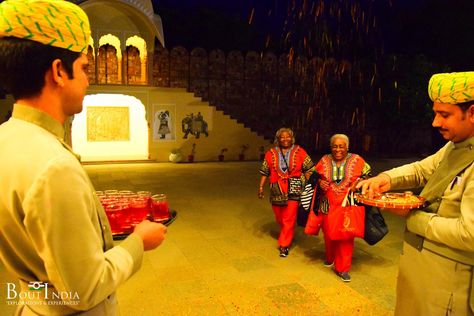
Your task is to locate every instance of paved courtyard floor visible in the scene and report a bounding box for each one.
[0,158,419,315]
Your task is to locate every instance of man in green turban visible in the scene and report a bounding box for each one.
[0,1,167,314]
[357,71,474,315]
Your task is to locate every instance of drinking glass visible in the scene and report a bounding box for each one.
[130,197,149,224]
[104,203,127,234]
[104,190,119,196]
[151,194,170,221]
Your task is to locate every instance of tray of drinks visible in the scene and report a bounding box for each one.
[111,209,177,240]
[95,190,177,240]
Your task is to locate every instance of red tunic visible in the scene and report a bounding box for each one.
[316,153,368,207]
[260,145,314,203]
[315,153,370,273]
[260,144,314,248]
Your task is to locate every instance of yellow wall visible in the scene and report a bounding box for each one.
[85,85,272,162]
[1,86,271,162]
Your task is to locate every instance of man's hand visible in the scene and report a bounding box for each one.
[356,173,391,198]
[133,220,167,251]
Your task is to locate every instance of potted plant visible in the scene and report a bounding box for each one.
[259,146,265,161]
[218,148,228,161]
[188,143,196,162]
[168,148,183,163]
[239,144,249,161]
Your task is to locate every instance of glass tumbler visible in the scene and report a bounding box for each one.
[104,203,127,234]
[151,194,170,221]
[130,197,150,225]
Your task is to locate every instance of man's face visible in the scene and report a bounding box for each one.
[61,54,89,116]
[432,102,474,143]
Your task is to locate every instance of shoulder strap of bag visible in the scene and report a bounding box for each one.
[309,185,318,214]
[341,190,350,207]
[340,190,359,207]
[279,147,291,173]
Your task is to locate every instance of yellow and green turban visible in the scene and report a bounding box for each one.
[0,0,90,53]
[428,72,474,104]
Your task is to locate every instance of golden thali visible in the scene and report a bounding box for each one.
[355,192,425,210]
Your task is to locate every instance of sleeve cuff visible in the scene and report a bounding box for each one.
[119,233,144,274]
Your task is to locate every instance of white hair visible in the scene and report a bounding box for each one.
[274,127,295,145]
[330,134,349,148]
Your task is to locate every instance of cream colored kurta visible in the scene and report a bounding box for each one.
[384,138,474,315]
[0,104,144,315]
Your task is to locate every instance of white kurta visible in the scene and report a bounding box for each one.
[384,138,474,315]
[0,104,144,315]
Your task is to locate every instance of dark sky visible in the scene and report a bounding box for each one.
[153,0,279,52]
[152,0,474,70]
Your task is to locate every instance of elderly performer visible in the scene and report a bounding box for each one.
[357,72,474,315]
[316,134,371,282]
[258,128,314,257]
[0,1,166,315]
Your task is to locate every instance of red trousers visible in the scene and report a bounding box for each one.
[271,200,298,247]
[322,214,354,273]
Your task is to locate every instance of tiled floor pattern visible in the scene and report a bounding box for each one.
[0,159,418,315]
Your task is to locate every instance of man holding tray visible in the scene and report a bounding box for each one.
[357,72,474,315]
[0,1,167,314]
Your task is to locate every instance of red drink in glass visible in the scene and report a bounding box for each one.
[104,190,118,197]
[105,203,126,234]
[151,194,170,221]
[130,197,149,224]
[137,191,152,210]
[118,201,133,233]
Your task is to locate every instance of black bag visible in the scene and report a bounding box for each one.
[296,204,309,227]
[288,177,303,198]
[363,206,388,245]
[297,177,319,227]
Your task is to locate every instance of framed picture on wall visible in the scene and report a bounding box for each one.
[153,104,176,141]
[179,107,212,139]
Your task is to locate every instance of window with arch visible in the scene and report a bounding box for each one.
[125,36,148,85]
[86,45,96,84]
[97,34,122,84]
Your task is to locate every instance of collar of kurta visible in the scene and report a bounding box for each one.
[12,103,64,140]
[420,136,474,212]
[452,137,474,150]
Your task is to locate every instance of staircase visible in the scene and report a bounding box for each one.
[152,46,299,143]
[188,78,278,142]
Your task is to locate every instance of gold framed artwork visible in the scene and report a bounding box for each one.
[87,106,130,142]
